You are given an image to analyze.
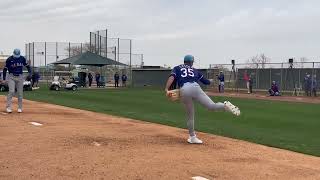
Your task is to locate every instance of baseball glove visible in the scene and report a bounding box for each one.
[166,89,180,101]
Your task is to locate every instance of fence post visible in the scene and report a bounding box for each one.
[25,44,27,61]
[95,33,97,53]
[256,63,259,89]
[280,63,283,91]
[32,42,35,71]
[44,42,48,85]
[97,31,100,55]
[56,42,58,61]
[44,42,47,66]
[28,43,31,65]
[130,39,132,87]
[141,54,144,68]
[68,42,71,58]
[298,68,301,92]
[117,38,120,62]
[105,29,108,58]
[99,35,102,55]
[312,62,315,91]
[89,32,92,52]
[270,68,272,87]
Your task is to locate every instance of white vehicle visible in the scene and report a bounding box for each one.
[50,76,78,91]
[23,80,33,91]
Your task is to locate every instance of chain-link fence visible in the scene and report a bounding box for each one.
[89,30,143,85]
[209,62,320,94]
[25,29,143,87]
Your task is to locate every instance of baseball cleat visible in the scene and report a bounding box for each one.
[17,109,22,113]
[187,136,203,144]
[224,101,241,116]
[6,108,12,113]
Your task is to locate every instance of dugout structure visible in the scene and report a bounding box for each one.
[132,68,211,88]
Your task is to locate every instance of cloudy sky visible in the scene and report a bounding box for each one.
[1,0,320,67]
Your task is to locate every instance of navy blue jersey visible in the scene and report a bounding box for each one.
[3,56,31,80]
[218,74,224,82]
[122,75,127,81]
[170,64,210,87]
[114,74,120,81]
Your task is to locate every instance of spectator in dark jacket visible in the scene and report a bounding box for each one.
[122,74,127,87]
[312,75,317,97]
[268,81,280,96]
[88,72,93,88]
[217,71,224,93]
[32,71,40,87]
[304,73,312,96]
[95,73,101,87]
[248,74,254,94]
[114,72,120,88]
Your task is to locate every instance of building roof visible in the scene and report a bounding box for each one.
[52,51,127,67]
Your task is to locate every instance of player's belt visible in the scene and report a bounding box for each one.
[9,73,21,76]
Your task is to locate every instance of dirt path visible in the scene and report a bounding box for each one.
[1,97,320,180]
[207,91,320,104]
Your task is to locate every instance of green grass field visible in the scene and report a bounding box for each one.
[1,87,320,156]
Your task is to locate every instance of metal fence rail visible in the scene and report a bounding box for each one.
[209,62,320,93]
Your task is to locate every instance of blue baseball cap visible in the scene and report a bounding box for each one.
[184,55,194,62]
[13,49,21,58]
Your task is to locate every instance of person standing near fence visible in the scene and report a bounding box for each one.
[304,73,311,96]
[114,72,120,88]
[95,73,100,87]
[312,74,317,97]
[2,49,31,113]
[31,71,40,88]
[122,74,127,87]
[217,71,224,93]
[243,70,250,94]
[88,72,93,88]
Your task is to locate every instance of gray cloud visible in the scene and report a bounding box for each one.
[1,0,320,68]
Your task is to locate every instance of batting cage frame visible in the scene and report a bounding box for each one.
[25,29,143,87]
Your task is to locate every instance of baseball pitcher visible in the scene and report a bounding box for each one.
[2,49,31,113]
[165,55,240,144]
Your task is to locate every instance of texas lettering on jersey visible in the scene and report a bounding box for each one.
[9,62,25,68]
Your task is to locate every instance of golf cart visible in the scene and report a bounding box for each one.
[23,76,32,91]
[0,76,32,92]
[50,76,78,91]
[0,81,9,92]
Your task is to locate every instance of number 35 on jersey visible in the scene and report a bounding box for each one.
[181,68,194,77]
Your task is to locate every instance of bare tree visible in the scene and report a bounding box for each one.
[66,43,116,59]
[246,53,270,69]
[212,64,229,71]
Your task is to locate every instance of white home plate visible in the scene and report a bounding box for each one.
[192,176,209,180]
[1,112,8,115]
[93,142,101,147]
[29,122,43,126]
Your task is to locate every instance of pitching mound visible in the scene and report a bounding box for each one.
[0,97,320,179]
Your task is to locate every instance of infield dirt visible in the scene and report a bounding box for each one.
[1,97,320,180]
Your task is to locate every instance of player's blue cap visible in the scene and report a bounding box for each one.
[184,55,194,62]
[13,49,21,58]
